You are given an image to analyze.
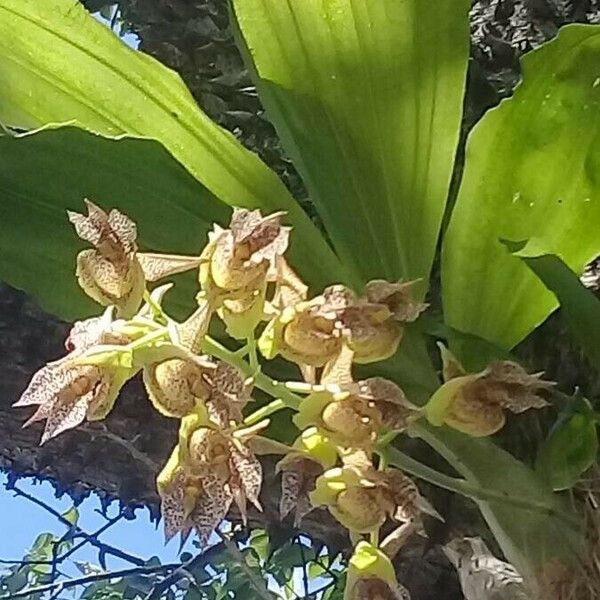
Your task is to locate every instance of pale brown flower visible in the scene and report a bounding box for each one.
[199,209,290,339]
[69,201,200,317]
[425,346,552,436]
[311,459,439,534]
[144,355,251,424]
[13,316,134,444]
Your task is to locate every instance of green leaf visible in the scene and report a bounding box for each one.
[443,25,600,349]
[248,529,269,563]
[415,425,584,590]
[232,0,470,288]
[536,408,598,491]
[506,240,600,371]
[0,0,342,289]
[0,126,227,320]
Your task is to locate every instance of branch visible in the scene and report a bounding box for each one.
[217,531,275,600]
[12,486,146,566]
[143,541,227,600]
[9,563,180,599]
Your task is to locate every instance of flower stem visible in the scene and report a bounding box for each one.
[383,446,579,528]
[244,399,287,426]
[200,335,302,410]
[247,335,259,373]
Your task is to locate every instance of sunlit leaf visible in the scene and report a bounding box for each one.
[232,0,470,289]
[0,127,227,320]
[0,0,342,288]
[443,25,600,348]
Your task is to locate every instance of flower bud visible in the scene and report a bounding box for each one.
[345,542,410,600]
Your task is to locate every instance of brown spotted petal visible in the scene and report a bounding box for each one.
[160,468,190,542]
[189,471,234,546]
[381,469,441,526]
[202,361,252,427]
[14,358,110,444]
[364,279,427,323]
[278,457,323,525]
[229,443,263,523]
[137,253,201,282]
[230,208,290,266]
[356,378,419,431]
[68,200,137,257]
[473,361,553,414]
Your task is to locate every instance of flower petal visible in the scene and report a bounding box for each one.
[137,253,201,282]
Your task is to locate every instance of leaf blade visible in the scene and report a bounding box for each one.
[443,25,600,348]
[232,0,470,287]
[0,0,342,288]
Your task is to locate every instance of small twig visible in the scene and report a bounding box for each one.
[296,536,310,599]
[12,486,146,566]
[9,563,179,599]
[57,511,126,567]
[217,530,274,600]
[0,558,53,566]
[143,541,227,600]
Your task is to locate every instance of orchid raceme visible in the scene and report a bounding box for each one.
[11,200,580,594]
[424,345,552,437]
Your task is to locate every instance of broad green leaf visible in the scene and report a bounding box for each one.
[232,0,470,288]
[0,126,227,320]
[506,240,600,371]
[443,25,600,349]
[414,425,584,591]
[536,411,598,491]
[0,0,342,288]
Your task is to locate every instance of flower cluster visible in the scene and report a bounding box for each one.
[13,202,554,598]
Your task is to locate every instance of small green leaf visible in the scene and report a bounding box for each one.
[536,412,598,491]
[248,529,269,563]
[61,506,79,526]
